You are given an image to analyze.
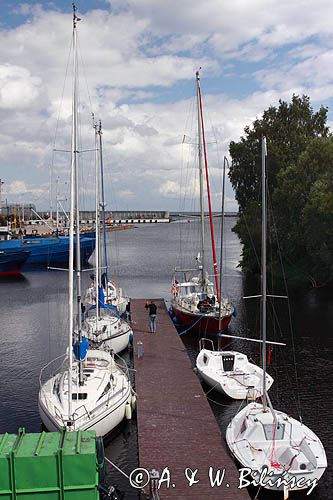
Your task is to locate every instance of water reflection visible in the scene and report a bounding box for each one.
[0,219,331,499]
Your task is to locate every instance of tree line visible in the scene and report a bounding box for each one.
[228,95,333,288]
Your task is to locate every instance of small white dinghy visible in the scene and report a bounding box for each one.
[226,137,327,495]
[196,339,273,400]
[39,350,132,437]
[226,401,327,493]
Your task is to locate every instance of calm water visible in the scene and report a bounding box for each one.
[0,218,331,499]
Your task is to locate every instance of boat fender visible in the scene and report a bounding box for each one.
[232,305,238,317]
[267,346,272,366]
[193,367,198,374]
[125,402,132,420]
[96,436,106,483]
[131,394,137,410]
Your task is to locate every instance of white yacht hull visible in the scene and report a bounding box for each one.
[82,314,132,354]
[39,350,133,438]
[196,349,273,400]
[226,402,327,492]
[39,384,131,437]
[99,329,130,353]
[227,441,326,493]
[84,327,131,354]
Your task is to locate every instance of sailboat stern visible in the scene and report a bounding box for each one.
[226,402,327,492]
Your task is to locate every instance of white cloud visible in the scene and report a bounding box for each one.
[0,64,41,109]
[109,0,333,59]
[1,1,333,211]
[5,179,48,200]
[118,190,134,198]
[256,50,333,94]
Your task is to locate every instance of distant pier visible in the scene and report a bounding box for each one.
[131,298,249,499]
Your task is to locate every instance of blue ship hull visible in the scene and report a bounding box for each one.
[0,237,95,266]
[79,230,96,239]
[0,249,30,275]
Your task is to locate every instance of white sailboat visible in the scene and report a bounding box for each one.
[196,340,274,400]
[226,137,327,494]
[196,156,274,400]
[39,350,132,436]
[82,120,132,354]
[39,4,132,437]
[84,119,129,315]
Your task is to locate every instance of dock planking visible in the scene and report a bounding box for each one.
[131,298,250,499]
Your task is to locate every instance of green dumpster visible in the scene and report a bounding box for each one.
[0,428,100,499]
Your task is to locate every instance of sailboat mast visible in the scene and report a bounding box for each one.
[99,121,109,298]
[218,156,227,349]
[196,70,205,290]
[261,136,267,409]
[56,177,59,234]
[94,119,100,322]
[72,4,84,387]
[68,5,79,417]
[196,71,220,301]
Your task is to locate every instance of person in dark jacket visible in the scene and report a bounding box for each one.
[126,300,131,322]
[145,301,157,333]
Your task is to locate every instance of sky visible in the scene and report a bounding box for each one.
[1,0,333,213]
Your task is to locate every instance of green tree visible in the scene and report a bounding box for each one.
[229,95,332,287]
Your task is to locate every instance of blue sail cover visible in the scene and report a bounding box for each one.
[88,286,121,317]
[73,336,89,361]
[98,286,105,307]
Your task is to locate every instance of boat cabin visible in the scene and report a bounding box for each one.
[0,226,12,240]
[176,282,215,297]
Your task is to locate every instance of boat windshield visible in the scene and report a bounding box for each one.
[180,285,199,295]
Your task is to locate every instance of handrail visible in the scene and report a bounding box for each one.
[199,338,214,351]
[39,353,67,389]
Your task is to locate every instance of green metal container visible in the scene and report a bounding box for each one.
[0,428,100,499]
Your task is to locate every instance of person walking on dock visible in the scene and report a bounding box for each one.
[126,300,131,322]
[145,300,157,333]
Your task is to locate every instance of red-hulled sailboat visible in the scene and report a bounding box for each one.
[171,70,235,337]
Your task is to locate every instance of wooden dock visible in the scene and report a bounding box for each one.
[131,298,250,499]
